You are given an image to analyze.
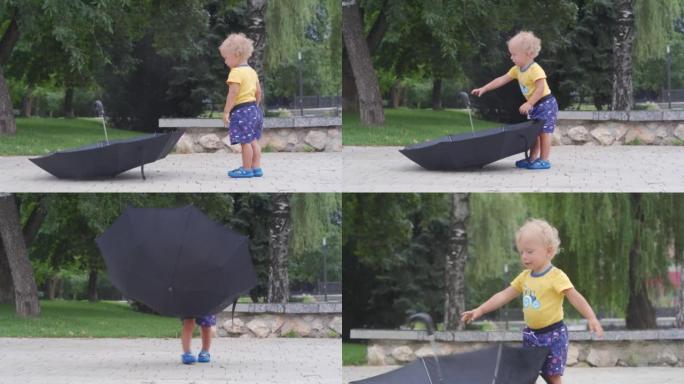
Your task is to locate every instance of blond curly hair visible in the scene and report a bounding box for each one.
[515,218,561,256]
[219,33,254,62]
[507,31,542,58]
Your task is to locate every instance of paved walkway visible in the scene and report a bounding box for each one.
[343,366,684,384]
[0,153,342,193]
[0,338,341,384]
[343,146,684,192]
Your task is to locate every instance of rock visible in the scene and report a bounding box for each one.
[674,124,684,141]
[551,130,563,146]
[567,126,589,142]
[304,130,328,151]
[367,345,386,366]
[175,134,195,154]
[290,318,312,337]
[656,350,679,366]
[246,318,271,338]
[328,316,342,335]
[199,133,224,150]
[268,135,288,151]
[223,318,246,335]
[586,348,618,367]
[625,127,656,144]
[566,344,580,366]
[391,346,415,363]
[287,132,299,145]
[220,136,242,153]
[590,127,617,145]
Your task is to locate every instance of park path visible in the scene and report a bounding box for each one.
[0,152,342,193]
[0,337,341,384]
[343,145,684,192]
[343,365,684,384]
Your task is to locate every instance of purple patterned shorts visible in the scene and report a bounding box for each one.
[523,322,569,377]
[181,315,216,327]
[228,103,263,145]
[529,95,558,133]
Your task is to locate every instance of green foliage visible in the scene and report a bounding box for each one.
[634,0,684,63]
[342,342,368,366]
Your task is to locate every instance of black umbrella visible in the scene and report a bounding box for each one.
[29,130,183,180]
[399,119,544,170]
[95,205,257,318]
[350,343,549,384]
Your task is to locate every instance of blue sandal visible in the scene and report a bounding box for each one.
[198,350,211,363]
[527,159,551,170]
[228,167,254,178]
[182,352,196,365]
[515,158,535,168]
[252,168,263,177]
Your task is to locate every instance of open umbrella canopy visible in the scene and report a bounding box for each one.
[399,119,544,170]
[351,344,549,384]
[29,130,183,180]
[95,205,256,318]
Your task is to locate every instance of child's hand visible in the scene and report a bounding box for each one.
[471,88,486,97]
[519,102,533,115]
[460,308,482,324]
[223,113,229,128]
[588,318,604,338]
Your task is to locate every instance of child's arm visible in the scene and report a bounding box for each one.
[461,286,519,324]
[223,83,240,127]
[255,80,262,105]
[519,79,545,114]
[471,74,514,97]
[564,288,604,337]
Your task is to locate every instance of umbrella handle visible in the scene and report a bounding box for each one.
[520,134,531,161]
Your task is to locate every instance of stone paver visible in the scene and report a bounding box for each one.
[343,366,684,384]
[0,338,341,384]
[0,152,342,193]
[342,146,684,192]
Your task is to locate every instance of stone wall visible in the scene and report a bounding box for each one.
[353,329,684,367]
[555,111,684,146]
[215,303,342,338]
[159,117,342,153]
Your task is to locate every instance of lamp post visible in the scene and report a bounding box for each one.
[298,51,304,117]
[667,45,672,109]
[322,237,328,302]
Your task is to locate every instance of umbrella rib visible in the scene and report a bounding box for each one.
[420,357,434,384]
[491,343,503,384]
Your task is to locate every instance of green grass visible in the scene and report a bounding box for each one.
[0,117,144,156]
[342,108,500,146]
[0,300,182,338]
[343,342,367,366]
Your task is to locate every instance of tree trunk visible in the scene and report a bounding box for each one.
[342,51,358,112]
[389,80,402,108]
[246,0,266,102]
[611,0,635,111]
[46,275,60,300]
[444,193,469,331]
[0,194,40,317]
[342,0,385,125]
[0,67,16,135]
[0,244,14,303]
[432,78,443,110]
[20,85,34,118]
[63,87,75,118]
[625,194,657,329]
[87,269,98,302]
[267,193,292,303]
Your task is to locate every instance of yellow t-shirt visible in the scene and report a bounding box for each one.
[506,62,551,101]
[226,65,259,105]
[510,266,574,329]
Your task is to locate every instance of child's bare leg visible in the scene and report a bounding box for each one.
[542,375,562,384]
[241,143,253,169]
[181,319,195,353]
[539,133,552,161]
[200,326,212,352]
[529,136,541,161]
[250,140,261,169]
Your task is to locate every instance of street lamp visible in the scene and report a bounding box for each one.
[667,45,672,110]
[322,237,328,302]
[298,51,304,117]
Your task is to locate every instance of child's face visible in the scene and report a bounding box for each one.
[508,44,533,68]
[221,51,241,69]
[517,234,553,272]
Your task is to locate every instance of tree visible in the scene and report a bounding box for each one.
[444,193,469,331]
[267,193,292,303]
[342,0,385,125]
[0,193,40,317]
[611,0,636,111]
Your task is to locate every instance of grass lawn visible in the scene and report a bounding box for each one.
[343,342,367,366]
[343,108,500,146]
[0,300,182,338]
[0,117,144,156]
